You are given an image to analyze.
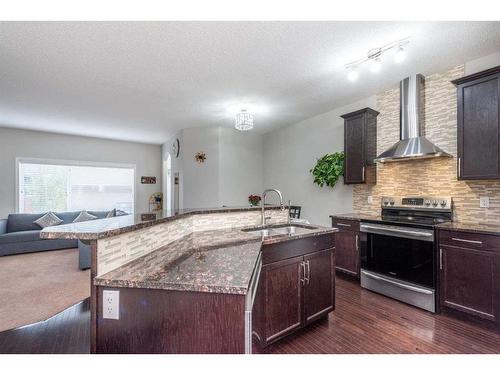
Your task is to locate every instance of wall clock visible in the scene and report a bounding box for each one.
[172,138,180,158]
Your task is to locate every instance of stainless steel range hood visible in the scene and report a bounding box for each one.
[374,74,452,163]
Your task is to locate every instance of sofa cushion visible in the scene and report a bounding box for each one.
[73,210,98,223]
[88,211,109,219]
[7,210,115,233]
[7,213,45,233]
[54,211,81,224]
[0,230,41,244]
[34,212,63,229]
[105,209,116,218]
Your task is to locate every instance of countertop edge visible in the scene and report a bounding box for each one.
[40,206,288,240]
[436,223,500,236]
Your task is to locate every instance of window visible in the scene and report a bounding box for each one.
[18,159,135,214]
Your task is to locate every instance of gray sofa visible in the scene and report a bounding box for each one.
[0,210,110,258]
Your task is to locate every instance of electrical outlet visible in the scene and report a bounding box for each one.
[103,290,119,320]
[367,196,373,204]
[479,197,490,208]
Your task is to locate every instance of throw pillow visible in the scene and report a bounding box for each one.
[33,212,63,229]
[73,210,98,223]
[106,208,116,218]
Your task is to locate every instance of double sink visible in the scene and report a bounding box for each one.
[242,224,318,238]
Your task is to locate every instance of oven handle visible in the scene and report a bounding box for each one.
[361,270,433,295]
[360,223,433,241]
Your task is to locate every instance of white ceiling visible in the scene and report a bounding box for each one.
[1,21,499,144]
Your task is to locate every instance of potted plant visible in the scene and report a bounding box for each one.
[310,152,345,188]
[248,194,262,206]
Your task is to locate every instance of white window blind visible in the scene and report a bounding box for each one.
[18,160,135,214]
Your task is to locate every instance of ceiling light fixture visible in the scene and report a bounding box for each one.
[235,109,254,131]
[345,38,409,81]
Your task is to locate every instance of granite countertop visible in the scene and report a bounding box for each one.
[332,213,500,236]
[94,224,336,295]
[40,205,287,241]
[330,213,383,222]
[436,221,500,236]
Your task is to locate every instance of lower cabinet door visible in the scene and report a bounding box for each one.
[440,245,496,321]
[304,249,334,324]
[263,255,303,343]
[335,230,359,276]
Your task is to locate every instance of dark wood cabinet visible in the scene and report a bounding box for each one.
[330,217,360,277]
[438,229,500,323]
[452,66,500,180]
[262,256,303,342]
[253,234,335,347]
[304,249,335,324]
[341,108,379,184]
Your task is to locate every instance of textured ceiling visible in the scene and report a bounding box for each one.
[0,21,499,144]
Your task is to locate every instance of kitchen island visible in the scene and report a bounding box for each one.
[41,206,337,353]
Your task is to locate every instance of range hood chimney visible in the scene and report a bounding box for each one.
[374,74,452,163]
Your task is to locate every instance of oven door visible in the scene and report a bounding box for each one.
[360,222,435,289]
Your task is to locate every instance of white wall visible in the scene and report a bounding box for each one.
[161,126,265,209]
[219,127,264,206]
[263,97,377,226]
[464,51,500,75]
[0,127,162,218]
[181,127,221,209]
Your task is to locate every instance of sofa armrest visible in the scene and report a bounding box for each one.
[0,219,7,235]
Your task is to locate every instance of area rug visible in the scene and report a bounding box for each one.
[0,248,90,332]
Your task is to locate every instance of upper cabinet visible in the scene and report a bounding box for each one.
[452,66,500,180]
[341,108,379,184]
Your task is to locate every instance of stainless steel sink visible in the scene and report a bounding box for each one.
[246,228,273,237]
[243,225,316,237]
[270,226,297,235]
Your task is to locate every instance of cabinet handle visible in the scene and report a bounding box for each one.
[336,223,351,227]
[355,234,359,252]
[300,261,306,286]
[306,260,310,285]
[362,166,365,180]
[439,248,443,270]
[458,157,461,178]
[451,237,483,245]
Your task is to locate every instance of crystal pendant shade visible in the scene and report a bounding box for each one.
[235,110,254,131]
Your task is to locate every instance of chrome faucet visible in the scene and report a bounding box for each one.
[261,188,284,226]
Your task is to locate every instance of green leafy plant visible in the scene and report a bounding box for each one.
[310,152,345,188]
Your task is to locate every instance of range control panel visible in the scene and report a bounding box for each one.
[381,196,452,210]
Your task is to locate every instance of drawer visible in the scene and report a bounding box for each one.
[331,217,360,232]
[438,230,500,252]
[262,233,335,265]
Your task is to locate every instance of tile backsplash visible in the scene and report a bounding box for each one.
[353,65,500,224]
[96,208,289,276]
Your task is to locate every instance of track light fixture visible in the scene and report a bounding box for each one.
[345,38,409,81]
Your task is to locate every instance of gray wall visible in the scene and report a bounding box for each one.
[162,126,264,209]
[219,127,264,207]
[0,127,162,218]
[464,51,500,75]
[181,127,221,209]
[263,96,377,226]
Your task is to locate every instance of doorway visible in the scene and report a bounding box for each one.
[163,153,172,211]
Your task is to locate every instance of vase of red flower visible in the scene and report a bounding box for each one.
[248,194,261,206]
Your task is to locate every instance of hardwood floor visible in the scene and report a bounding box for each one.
[255,276,500,354]
[1,277,499,354]
[0,298,90,354]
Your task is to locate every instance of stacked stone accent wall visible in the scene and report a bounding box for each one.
[354,65,500,224]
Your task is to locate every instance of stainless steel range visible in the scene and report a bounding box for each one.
[359,196,452,313]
